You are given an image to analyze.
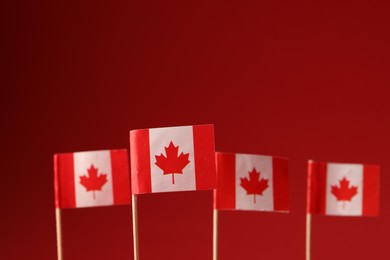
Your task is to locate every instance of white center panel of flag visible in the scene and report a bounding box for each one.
[326,163,363,216]
[73,150,114,208]
[149,126,196,193]
[235,154,274,211]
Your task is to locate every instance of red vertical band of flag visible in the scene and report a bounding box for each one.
[307,161,327,214]
[110,150,131,204]
[54,153,76,208]
[363,164,380,216]
[130,129,151,194]
[273,157,289,211]
[214,152,236,209]
[193,125,216,190]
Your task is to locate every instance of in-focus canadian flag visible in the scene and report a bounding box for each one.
[307,161,380,216]
[54,149,131,208]
[130,124,216,194]
[214,152,289,212]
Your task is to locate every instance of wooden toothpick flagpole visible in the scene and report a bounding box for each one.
[306,159,313,260]
[132,195,140,260]
[55,208,63,260]
[306,213,312,260]
[213,209,218,260]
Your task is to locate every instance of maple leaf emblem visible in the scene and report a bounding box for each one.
[79,165,108,199]
[155,141,190,184]
[331,177,358,209]
[240,168,269,204]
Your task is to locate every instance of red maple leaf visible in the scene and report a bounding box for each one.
[79,164,108,199]
[240,168,269,204]
[155,141,190,184]
[331,177,358,209]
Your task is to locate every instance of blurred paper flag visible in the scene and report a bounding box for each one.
[214,152,289,212]
[307,161,380,216]
[54,149,131,208]
[130,124,216,194]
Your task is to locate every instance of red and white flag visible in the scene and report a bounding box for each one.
[307,161,380,216]
[130,124,216,194]
[54,149,131,208]
[214,152,289,212]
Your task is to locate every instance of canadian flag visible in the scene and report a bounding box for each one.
[130,124,216,194]
[54,149,131,208]
[307,161,380,216]
[214,152,289,212]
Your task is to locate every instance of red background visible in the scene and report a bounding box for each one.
[3,1,390,259]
